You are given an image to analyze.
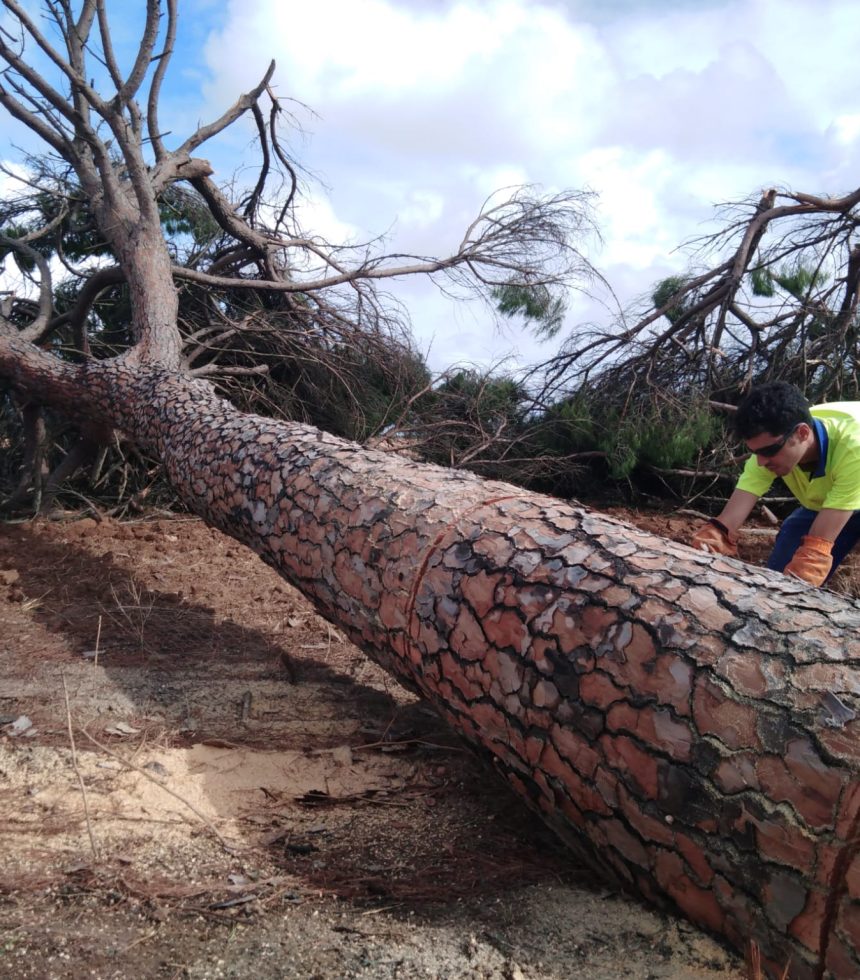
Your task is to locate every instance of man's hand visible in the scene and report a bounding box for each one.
[691,518,738,557]
[784,535,833,586]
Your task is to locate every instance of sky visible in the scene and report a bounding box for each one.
[4,0,860,373]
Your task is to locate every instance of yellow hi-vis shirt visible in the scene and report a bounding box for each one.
[736,402,860,511]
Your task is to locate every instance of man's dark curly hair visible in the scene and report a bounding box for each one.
[734,382,813,439]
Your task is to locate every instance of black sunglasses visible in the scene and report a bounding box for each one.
[752,422,801,458]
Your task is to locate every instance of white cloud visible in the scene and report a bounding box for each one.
[0,163,39,299]
[291,193,359,250]
[831,114,860,147]
[185,0,860,370]
[396,190,446,230]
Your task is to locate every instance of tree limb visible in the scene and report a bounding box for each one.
[174,61,276,159]
[145,0,178,161]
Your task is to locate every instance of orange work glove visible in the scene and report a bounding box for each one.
[784,535,833,586]
[691,518,738,558]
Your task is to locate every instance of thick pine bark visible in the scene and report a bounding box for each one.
[3,347,860,978]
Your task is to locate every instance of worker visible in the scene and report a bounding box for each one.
[691,381,860,586]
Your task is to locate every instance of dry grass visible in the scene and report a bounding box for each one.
[102,578,156,648]
[745,941,791,980]
[832,555,860,599]
[20,590,51,612]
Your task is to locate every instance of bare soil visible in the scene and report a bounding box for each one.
[1,505,852,979]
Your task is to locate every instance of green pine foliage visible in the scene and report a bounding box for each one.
[539,395,718,483]
[750,262,827,299]
[749,266,776,297]
[651,275,690,324]
[492,282,567,338]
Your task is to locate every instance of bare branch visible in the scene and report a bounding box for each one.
[64,0,98,127]
[0,80,75,159]
[538,179,860,424]
[189,362,270,378]
[242,101,271,221]
[0,233,55,340]
[46,265,126,349]
[264,91,299,225]
[146,0,178,160]
[112,0,161,106]
[174,61,276,159]
[93,0,123,90]
[0,0,107,122]
[189,174,274,268]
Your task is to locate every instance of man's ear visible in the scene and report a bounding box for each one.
[796,421,814,442]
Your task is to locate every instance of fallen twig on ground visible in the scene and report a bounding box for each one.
[61,672,98,860]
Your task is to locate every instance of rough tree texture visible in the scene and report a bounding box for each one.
[9,349,857,979]
[4,3,855,978]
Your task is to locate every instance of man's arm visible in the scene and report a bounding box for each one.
[691,488,759,555]
[714,488,760,534]
[783,509,853,586]
[808,507,854,542]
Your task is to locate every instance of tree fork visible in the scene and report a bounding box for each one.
[6,350,855,978]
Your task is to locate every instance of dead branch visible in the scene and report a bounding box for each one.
[61,672,98,860]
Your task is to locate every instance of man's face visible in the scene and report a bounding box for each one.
[745,422,808,476]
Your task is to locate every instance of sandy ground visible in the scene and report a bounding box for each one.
[3,505,845,979]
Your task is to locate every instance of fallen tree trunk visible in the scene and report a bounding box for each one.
[1,8,857,971]
[6,349,856,978]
